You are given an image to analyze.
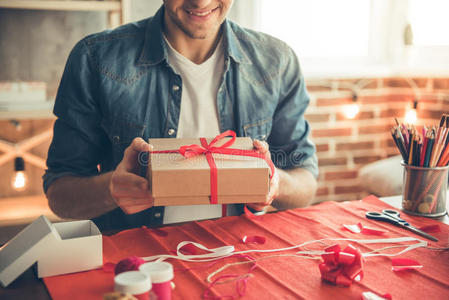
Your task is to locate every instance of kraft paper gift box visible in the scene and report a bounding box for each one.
[0,215,102,287]
[147,136,270,206]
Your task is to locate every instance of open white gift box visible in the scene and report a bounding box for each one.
[0,215,102,287]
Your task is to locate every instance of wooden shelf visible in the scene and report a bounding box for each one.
[0,0,121,12]
[0,110,54,120]
[0,0,131,31]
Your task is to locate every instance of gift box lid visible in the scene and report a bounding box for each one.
[0,215,55,287]
[148,137,270,198]
[0,215,102,287]
[36,219,102,278]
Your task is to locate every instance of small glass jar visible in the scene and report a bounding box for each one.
[139,262,174,300]
[114,271,152,300]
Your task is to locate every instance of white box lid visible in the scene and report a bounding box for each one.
[0,215,56,287]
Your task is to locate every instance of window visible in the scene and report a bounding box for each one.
[402,0,449,73]
[229,0,449,77]
[259,0,371,59]
[408,0,449,46]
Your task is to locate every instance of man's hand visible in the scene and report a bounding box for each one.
[110,137,153,214]
[247,139,280,212]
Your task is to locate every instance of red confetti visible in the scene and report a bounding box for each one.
[343,222,388,235]
[241,235,266,244]
[179,243,200,255]
[319,243,364,287]
[343,224,362,233]
[361,291,392,300]
[391,258,422,272]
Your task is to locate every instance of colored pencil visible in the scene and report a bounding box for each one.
[420,132,428,166]
[390,115,449,167]
[408,132,414,165]
[424,134,435,167]
[391,128,408,161]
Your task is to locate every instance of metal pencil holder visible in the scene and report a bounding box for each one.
[401,162,449,217]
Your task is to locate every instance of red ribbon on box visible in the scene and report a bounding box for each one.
[151,130,275,204]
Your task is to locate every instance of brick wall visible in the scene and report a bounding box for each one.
[306,77,449,203]
[0,78,447,201]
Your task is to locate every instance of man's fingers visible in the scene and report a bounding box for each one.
[120,138,153,172]
[115,197,153,207]
[115,196,154,215]
[111,172,148,190]
[253,140,271,159]
[111,186,151,199]
[129,137,152,154]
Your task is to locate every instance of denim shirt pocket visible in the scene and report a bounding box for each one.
[243,118,272,141]
[101,118,146,168]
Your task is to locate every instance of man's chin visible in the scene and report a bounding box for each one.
[185,33,208,39]
[180,27,210,40]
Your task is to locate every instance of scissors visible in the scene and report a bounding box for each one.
[365,209,438,242]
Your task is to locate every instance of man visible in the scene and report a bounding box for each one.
[44,0,318,231]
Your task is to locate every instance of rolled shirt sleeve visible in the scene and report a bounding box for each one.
[43,39,109,192]
[268,45,318,178]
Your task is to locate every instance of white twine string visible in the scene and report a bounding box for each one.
[141,236,427,263]
[206,254,321,284]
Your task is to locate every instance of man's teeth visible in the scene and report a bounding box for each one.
[189,10,212,16]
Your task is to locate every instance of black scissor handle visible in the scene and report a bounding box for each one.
[365,211,383,218]
[382,209,409,226]
[365,210,408,226]
[382,209,401,217]
[365,211,397,225]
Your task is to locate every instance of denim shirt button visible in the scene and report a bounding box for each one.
[172,85,180,91]
[167,128,176,136]
[112,135,120,144]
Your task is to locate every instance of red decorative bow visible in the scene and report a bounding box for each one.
[319,244,364,287]
[152,130,275,204]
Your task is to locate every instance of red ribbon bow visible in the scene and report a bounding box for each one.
[152,130,275,204]
[319,244,364,287]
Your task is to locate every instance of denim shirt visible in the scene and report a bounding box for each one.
[44,7,317,231]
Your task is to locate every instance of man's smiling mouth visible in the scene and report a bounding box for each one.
[185,7,218,17]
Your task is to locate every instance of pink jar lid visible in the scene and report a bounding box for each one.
[114,271,152,294]
[139,262,174,283]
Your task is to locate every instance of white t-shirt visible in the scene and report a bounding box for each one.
[162,36,225,224]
